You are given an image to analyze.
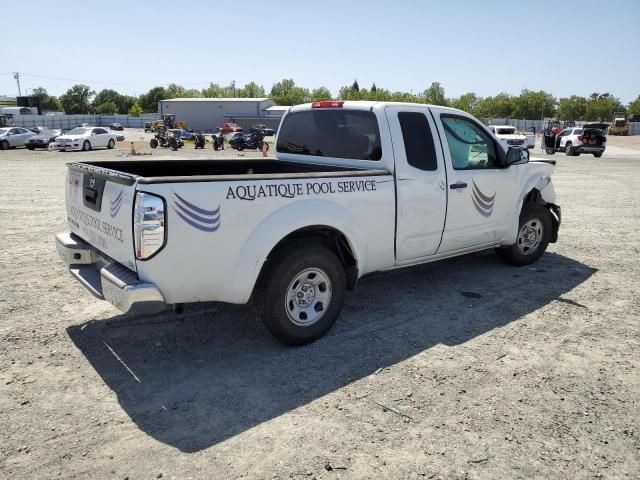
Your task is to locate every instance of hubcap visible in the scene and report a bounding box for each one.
[285,268,332,326]
[517,218,544,255]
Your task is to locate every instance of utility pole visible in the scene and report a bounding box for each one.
[232,80,236,97]
[13,72,22,97]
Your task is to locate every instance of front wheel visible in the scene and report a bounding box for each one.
[545,148,555,155]
[107,139,115,149]
[0,140,9,150]
[82,140,91,152]
[594,151,603,158]
[150,139,158,148]
[251,244,346,346]
[495,204,552,266]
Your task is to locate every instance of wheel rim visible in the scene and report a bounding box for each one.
[285,268,332,327]
[565,143,571,154]
[109,140,114,148]
[517,218,544,255]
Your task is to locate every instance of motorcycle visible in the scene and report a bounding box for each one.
[229,131,269,152]
[150,130,183,151]
[194,132,206,149]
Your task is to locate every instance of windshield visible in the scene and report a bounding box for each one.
[496,127,516,135]
[0,128,8,135]
[66,127,90,135]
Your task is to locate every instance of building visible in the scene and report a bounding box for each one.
[158,98,288,132]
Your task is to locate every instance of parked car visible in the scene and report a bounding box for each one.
[218,123,243,134]
[109,123,124,131]
[543,126,606,157]
[144,122,153,132]
[55,100,561,345]
[0,127,36,149]
[25,129,62,149]
[627,114,640,123]
[250,124,275,136]
[167,128,194,140]
[52,126,118,151]
[28,126,48,134]
[488,125,528,149]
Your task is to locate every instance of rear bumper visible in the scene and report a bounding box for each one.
[55,232,165,314]
[577,145,605,154]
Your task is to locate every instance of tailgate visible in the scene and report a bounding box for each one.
[65,163,138,271]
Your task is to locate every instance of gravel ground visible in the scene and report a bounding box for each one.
[0,137,639,480]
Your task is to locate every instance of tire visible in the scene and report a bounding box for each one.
[82,140,91,152]
[251,243,346,346]
[564,142,573,156]
[594,151,603,158]
[495,204,552,267]
[107,139,115,149]
[263,142,269,151]
[150,139,158,149]
[0,140,8,150]
[237,145,244,151]
[545,149,555,155]
[27,147,35,150]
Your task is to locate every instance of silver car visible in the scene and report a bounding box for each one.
[0,127,36,150]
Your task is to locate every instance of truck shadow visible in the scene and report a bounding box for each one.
[67,251,595,453]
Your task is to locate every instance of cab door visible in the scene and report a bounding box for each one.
[430,109,520,252]
[385,105,447,262]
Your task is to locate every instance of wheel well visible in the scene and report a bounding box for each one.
[523,188,560,243]
[266,226,359,290]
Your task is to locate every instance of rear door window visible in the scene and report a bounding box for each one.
[277,109,382,160]
[398,112,437,171]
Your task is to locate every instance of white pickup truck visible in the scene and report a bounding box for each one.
[488,125,534,149]
[56,101,561,345]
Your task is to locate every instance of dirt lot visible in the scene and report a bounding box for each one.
[1,137,639,480]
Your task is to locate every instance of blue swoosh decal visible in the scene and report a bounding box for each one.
[174,192,220,216]
[174,209,221,232]
[174,200,220,225]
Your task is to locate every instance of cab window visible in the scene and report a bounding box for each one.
[398,112,437,171]
[441,115,498,169]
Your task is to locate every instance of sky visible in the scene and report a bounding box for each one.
[2,0,639,103]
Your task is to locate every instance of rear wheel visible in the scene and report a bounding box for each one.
[251,243,346,346]
[565,142,574,156]
[150,138,158,149]
[594,151,603,158]
[495,204,552,266]
[545,148,555,155]
[107,139,115,149]
[82,140,91,151]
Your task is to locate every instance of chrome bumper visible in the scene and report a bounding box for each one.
[55,232,165,314]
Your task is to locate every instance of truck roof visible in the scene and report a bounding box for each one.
[289,100,465,113]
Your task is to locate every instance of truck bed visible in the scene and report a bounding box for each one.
[69,159,389,184]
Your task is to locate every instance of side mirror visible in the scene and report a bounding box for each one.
[505,147,529,166]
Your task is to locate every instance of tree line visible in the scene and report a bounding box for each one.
[31,79,640,121]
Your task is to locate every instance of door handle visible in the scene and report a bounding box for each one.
[450,182,468,190]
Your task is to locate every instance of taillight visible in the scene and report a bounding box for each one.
[311,100,344,108]
[578,135,583,142]
[134,192,166,260]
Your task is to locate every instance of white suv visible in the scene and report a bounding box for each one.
[555,127,606,157]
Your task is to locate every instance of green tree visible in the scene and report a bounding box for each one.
[165,83,200,99]
[585,95,626,121]
[31,87,61,112]
[59,84,95,114]
[310,87,332,101]
[512,89,556,119]
[269,79,309,105]
[423,82,448,106]
[138,86,168,113]
[556,95,588,121]
[128,102,144,117]
[451,92,480,114]
[95,101,117,114]
[202,82,233,98]
[476,93,514,118]
[238,81,266,98]
[371,83,377,92]
[628,95,640,114]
